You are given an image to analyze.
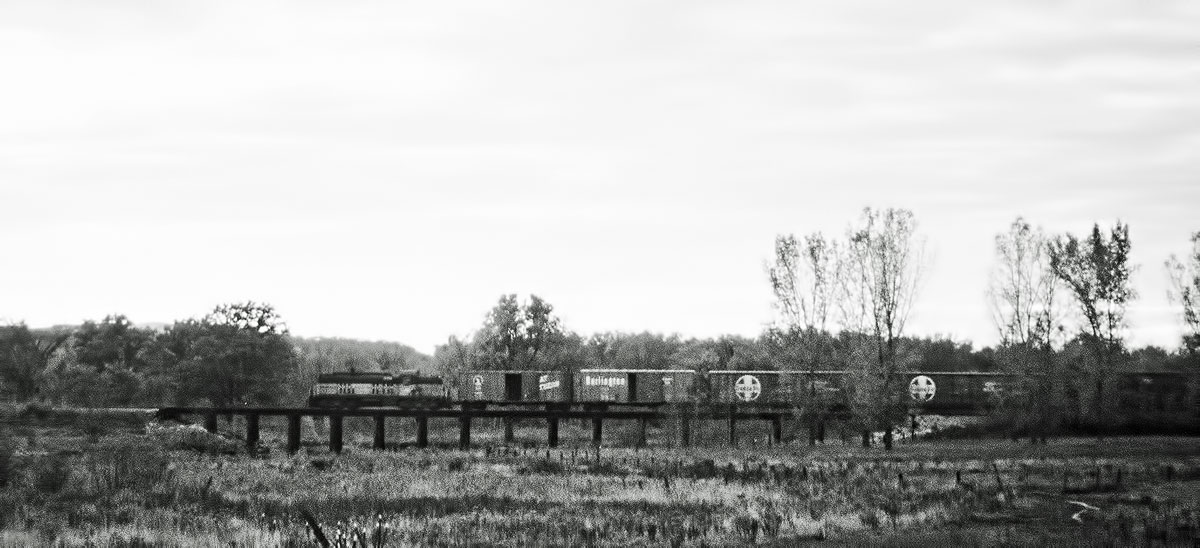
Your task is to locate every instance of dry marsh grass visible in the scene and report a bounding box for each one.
[0,410,1197,546]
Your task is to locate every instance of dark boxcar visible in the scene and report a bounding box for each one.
[658,370,696,402]
[575,369,632,403]
[525,371,567,402]
[775,370,845,403]
[709,371,796,404]
[904,371,1013,411]
[1115,371,1190,414]
[574,369,693,403]
[633,371,665,403]
[805,370,848,397]
[457,371,509,401]
[623,370,697,403]
[457,371,569,402]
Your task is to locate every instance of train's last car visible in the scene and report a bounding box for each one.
[308,370,449,409]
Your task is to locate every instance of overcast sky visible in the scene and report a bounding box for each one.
[2,1,1198,355]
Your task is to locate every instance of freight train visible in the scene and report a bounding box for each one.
[309,368,1192,414]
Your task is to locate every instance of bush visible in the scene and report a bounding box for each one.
[0,432,15,488]
[16,402,55,423]
[518,459,566,475]
[87,441,170,493]
[145,421,238,454]
[77,413,110,443]
[32,453,72,494]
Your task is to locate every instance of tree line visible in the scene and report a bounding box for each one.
[764,209,1198,445]
[0,302,429,407]
[2,208,1196,445]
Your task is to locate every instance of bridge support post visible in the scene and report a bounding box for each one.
[503,418,515,444]
[728,404,738,448]
[636,417,648,448]
[911,414,918,432]
[459,415,471,449]
[286,414,301,454]
[204,411,217,433]
[591,417,603,447]
[771,415,783,445]
[329,415,343,454]
[373,415,386,450]
[547,417,559,448]
[416,416,429,448]
[245,413,259,451]
[678,404,691,448]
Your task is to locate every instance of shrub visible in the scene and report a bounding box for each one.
[77,413,109,443]
[518,459,565,475]
[0,431,15,488]
[16,402,55,423]
[33,453,73,494]
[87,441,170,493]
[145,421,238,454]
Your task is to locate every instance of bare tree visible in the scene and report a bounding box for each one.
[768,233,841,334]
[988,218,1061,349]
[1048,222,1136,425]
[766,232,844,443]
[844,207,925,375]
[1165,231,1200,354]
[987,217,1063,441]
[842,207,927,449]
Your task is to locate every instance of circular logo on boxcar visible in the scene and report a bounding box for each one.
[735,375,761,402]
[909,375,936,402]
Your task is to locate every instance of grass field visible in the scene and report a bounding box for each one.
[1,405,1198,546]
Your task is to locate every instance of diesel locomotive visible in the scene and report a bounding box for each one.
[308,370,450,409]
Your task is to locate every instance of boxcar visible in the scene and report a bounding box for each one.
[574,369,695,403]
[659,370,696,402]
[575,369,632,402]
[457,371,567,403]
[903,371,1012,411]
[708,370,796,404]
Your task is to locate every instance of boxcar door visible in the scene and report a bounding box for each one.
[627,373,638,402]
[505,373,523,401]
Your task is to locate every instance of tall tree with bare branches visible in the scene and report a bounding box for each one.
[767,232,844,443]
[842,207,927,449]
[768,233,841,334]
[1165,231,1200,354]
[987,217,1064,441]
[988,218,1061,349]
[844,208,925,374]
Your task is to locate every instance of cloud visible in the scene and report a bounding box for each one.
[1,0,1197,352]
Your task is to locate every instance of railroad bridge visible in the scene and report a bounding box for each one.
[154,399,988,454]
